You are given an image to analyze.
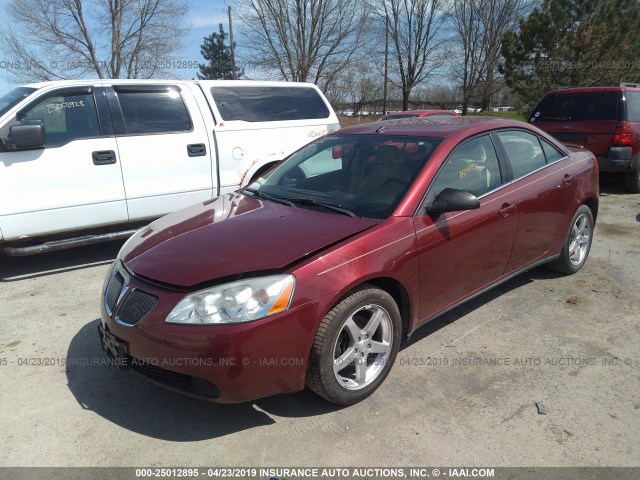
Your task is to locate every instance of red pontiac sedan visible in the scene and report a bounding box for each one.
[98,117,599,405]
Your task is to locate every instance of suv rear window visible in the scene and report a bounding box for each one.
[211,86,330,122]
[531,91,621,122]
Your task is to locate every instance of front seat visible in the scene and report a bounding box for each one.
[357,145,411,194]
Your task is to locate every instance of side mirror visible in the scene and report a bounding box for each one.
[8,124,45,150]
[425,188,480,215]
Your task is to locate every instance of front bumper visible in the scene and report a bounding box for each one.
[99,262,326,403]
[597,147,633,172]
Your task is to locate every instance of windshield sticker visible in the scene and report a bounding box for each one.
[46,101,86,114]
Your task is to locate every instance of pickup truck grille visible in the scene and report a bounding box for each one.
[105,269,158,326]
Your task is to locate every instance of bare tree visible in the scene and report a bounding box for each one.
[450,0,528,114]
[1,0,190,82]
[382,0,450,110]
[237,0,372,91]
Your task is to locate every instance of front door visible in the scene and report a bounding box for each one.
[0,86,127,240]
[413,134,518,321]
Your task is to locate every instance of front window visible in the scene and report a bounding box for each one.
[0,87,37,118]
[247,134,442,219]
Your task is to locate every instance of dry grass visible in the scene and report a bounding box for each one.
[338,115,380,127]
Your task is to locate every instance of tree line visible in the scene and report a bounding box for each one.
[2,0,640,113]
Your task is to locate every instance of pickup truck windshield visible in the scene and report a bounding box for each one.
[0,87,37,118]
[247,134,442,219]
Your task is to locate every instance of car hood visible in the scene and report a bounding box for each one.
[121,192,378,287]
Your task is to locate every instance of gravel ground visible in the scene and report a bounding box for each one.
[0,179,638,468]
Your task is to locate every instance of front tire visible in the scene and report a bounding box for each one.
[306,285,402,405]
[547,205,594,274]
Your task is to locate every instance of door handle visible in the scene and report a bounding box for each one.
[187,143,206,157]
[92,150,117,165]
[562,174,573,186]
[498,203,516,217]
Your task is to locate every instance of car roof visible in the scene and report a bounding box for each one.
[383,109,457,116]
[338,116,521,138]
[544,86,640,95]
[24,79,318,89]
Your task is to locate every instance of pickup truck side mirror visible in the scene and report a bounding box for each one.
[8,124,45,150]
[425,188,480,215]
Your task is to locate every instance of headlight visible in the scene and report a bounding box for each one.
[166,275,295,324]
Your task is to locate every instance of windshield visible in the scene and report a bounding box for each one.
[0,87,37,118]
[247,134,443,219]
[531,91,621,122]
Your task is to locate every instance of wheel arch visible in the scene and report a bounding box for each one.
[322,276,412,341]
[582,195,598,223]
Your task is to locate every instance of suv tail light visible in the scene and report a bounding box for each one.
[614,123,632,146]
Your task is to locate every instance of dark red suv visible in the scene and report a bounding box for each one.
[529,84,640,192]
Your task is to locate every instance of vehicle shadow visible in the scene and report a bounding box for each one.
[66,267,560,441]
[599,173,626,194]
[0,240,124,282]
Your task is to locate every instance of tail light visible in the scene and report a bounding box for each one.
[613,123,632,146]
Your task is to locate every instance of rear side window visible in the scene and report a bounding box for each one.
[531,91,620,122]
[117,90,192,134]
[497,131,546,179]
[211,86,330,122]
[16,91,100,147]
[626,91,640,122]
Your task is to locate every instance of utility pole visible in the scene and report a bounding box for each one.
[228,6,237,79]
[383,15,389,115]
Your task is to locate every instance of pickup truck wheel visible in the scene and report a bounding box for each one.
[306,285,401,405]
[547,205,594,275]
[623,162,640,193]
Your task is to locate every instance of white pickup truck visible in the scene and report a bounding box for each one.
[0,80,339,254]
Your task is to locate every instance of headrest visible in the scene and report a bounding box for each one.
[375,145,403,166]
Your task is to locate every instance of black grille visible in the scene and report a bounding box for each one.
[117,290,158,325]
[105,271,124,313]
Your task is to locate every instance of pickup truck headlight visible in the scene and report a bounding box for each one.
[166,275,295,324]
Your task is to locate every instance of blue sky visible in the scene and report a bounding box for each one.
[0,0,232,94]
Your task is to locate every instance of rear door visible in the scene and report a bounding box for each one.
[0,85,128,240]
[530,91,621,156]
[494,130,577,272]
[107,84,215,221]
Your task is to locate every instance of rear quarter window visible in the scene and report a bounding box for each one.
[531,91,621,122]
[626,91,640,122]
[211,86,330,122]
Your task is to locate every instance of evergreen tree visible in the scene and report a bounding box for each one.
[501,0,640,108]
[197,24,242,80]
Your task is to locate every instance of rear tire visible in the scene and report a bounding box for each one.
[623,162,640,193]
[547,205,594,274]
[306,285,401,405]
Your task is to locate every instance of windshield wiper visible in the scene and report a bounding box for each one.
[540,116,572,121]
[241,187,295,207]
[286,198,358,217]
